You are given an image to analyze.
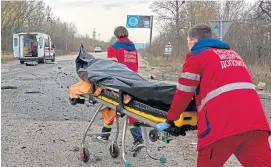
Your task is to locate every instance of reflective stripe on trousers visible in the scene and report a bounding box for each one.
[198,82,255,111]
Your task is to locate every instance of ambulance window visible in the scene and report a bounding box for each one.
[13,38,18,47]
[44,38,49,47]
[39,37,43,47]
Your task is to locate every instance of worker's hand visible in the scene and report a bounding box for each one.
[156,122,170,132]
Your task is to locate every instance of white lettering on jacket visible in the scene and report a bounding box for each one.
[124,50,137,63]
[213,49,247,69]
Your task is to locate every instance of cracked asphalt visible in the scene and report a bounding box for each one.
[1,53,271,167]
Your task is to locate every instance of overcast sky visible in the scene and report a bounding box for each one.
[43,0,158,43]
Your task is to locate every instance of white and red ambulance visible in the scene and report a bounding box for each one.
[13,32,56,64]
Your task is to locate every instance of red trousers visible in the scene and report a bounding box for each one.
[197,130,271,167]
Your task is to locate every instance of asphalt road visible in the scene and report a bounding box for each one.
[1,52,271,167]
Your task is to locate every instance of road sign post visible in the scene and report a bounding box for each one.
[164,42,172,58]
[209,20,232,41]
[126,15,153,49]
[149,15,154,50]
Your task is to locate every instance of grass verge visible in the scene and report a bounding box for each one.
[1,52,14,62]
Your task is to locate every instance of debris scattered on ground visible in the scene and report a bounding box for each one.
[25,62,38,66]
[60,139,66,142]
[25,91,41,94]
[114,160,121,164]
[1,86,17,90]
[93,156,102,162]
[189,143,197,145]
[71,146,79,152]
[257,82,266,90]
[157,146,166,151]
[1,114,8,117]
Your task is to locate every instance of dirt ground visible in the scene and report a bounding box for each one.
[1,53,271,167]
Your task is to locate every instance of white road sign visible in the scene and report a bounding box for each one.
[209,20,232,41]
[164,42,172,56]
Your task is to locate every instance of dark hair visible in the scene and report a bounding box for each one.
[114,26,129,38]
[188,23,212,40]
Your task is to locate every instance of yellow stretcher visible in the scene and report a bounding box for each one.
[69,80,198,167]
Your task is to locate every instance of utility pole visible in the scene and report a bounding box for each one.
[92,28,96,41]
[175,0,179,57]
[175,1,185,57]
[224,1,230,20]
[46,14,52,34]
[149,15,154,51]
[98,33,100,41]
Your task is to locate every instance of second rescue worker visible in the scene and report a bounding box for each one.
[96,26,144,151]
[156,23,271,167]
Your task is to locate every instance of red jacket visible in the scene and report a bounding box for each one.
[107,38,138,72]
[166,38,270,150]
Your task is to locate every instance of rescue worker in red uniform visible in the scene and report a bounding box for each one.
[96,26,144,151]
[156,23,271,167]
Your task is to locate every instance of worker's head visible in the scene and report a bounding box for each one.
[187,23,212,51]
[114,26,129,39]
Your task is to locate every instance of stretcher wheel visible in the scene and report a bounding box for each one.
[80,148,90,162]
[69,98,78,105]
[109,143,120,158]
[124,161,132,167]
[149,129,159,142]
[160,156,167,164]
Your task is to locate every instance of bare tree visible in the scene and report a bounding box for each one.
[259,0,271,18]
[149,1,220,57]
[146,0,271,85]
[1,1,109,54]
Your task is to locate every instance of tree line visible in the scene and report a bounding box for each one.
[1,1,109,54]
[147,0,271,66]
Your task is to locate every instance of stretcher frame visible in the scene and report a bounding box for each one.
[79,98,168,167]
[72,83,197,167]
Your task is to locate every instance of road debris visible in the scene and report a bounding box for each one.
[1,86,17,90]
[71,146,79,152]
[25,91,42,94]
[60,139,67,142]
[25,62,38,66]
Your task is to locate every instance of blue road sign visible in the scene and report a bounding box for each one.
[126,15,151,28]
[127,15,140,28]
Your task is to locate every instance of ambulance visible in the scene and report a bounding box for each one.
[13,32,56,64]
